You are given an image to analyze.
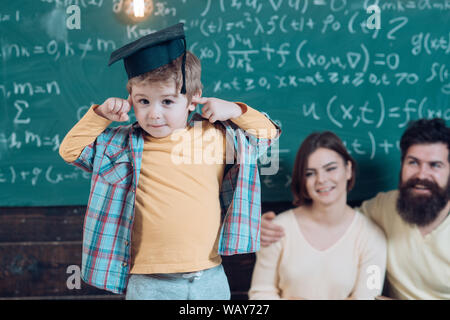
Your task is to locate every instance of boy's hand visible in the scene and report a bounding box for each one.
[95,96,132,122]
[191,97,243,123]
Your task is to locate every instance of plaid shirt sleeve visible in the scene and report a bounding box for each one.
[71,139,97,173]
[218,115,281,255]
[69,125,138,294]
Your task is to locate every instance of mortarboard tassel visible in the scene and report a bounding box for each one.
[181,38,187,94]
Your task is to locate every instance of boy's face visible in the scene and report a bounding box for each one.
[131,80,196,138]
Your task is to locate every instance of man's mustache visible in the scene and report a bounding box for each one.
[401,177,440,193]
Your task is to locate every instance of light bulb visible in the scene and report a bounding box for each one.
[114,0,153,23]
[133,0,145,18]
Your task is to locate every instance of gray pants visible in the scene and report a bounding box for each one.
[125,264,231,300]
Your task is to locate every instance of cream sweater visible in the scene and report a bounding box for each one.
[359,190,450,300]
[249,209,387,300]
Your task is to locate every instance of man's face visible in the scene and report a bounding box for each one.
[131,80,195,138]
[397,143,450,226]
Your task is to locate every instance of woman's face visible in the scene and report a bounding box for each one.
[304,148,352,207]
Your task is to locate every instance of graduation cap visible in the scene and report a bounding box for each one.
[108,23,187,93]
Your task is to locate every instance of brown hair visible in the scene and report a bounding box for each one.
[291,131,357,206]
[126,51,203,103]
[400,118,450,162]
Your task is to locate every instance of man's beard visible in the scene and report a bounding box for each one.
[396,177,449,227]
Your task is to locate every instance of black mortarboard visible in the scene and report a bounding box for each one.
[108,23,187,93]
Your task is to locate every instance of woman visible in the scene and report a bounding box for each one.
[249,131,387,300]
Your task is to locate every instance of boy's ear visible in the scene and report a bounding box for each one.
[188,103,196,111]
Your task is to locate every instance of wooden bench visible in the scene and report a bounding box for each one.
[0,202,293,299]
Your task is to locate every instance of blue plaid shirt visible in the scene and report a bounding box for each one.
[69,114,279,294]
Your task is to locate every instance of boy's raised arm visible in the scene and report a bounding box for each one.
[59,105,112,163]
[59,97,132,163]
[191,96,279,139]
[229,102,279,139]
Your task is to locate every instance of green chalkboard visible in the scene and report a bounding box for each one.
[0,0,449,206]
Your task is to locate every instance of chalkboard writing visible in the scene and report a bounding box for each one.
[0,0,449,206]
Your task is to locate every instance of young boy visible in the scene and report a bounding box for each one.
[59,23,279,299]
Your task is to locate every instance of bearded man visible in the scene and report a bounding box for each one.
[260,118,449,299]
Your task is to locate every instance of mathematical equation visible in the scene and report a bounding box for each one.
[299,94,450,129]
[212,63,450,95]
[35,0,450,14]
[197,0,450,17]
[0,165,89,186]
[0,131,60,151]
[41,0,103,8]
[0,80,61,127]
[261,131,402,189]
[0,38,117,61]
[0,81,61,98]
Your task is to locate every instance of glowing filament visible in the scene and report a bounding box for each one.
[133,0,145,17]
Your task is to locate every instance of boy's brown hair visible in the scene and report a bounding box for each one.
[126,51,202,103]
